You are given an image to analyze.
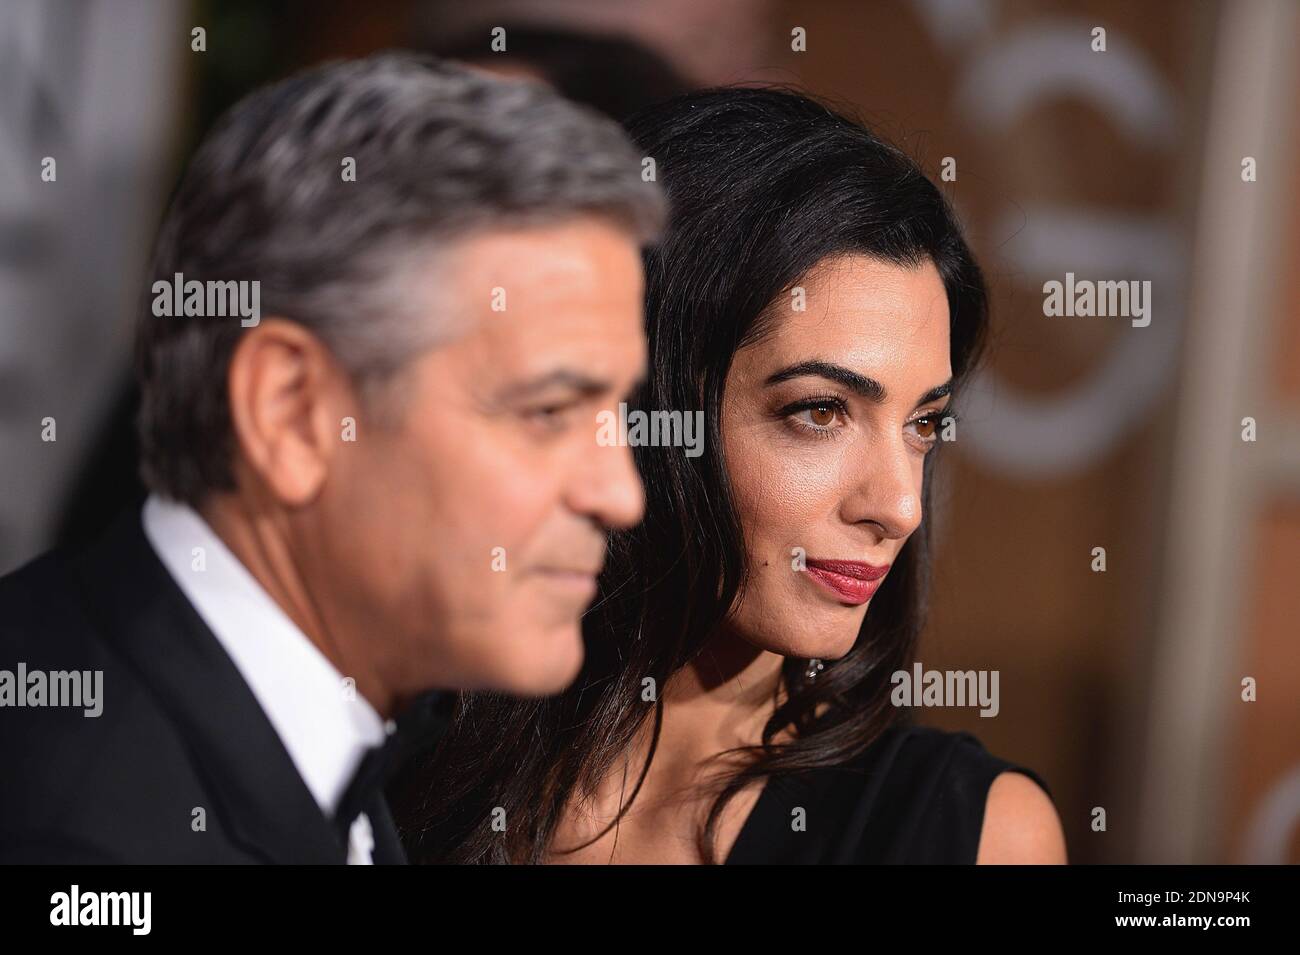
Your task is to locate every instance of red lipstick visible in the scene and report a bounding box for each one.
[803,559,889,605]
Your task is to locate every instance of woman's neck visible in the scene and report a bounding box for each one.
[652,629,787,785]
[676,626,785,705]
[548,631,789,863]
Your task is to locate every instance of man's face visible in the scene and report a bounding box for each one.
[318,217,647,698]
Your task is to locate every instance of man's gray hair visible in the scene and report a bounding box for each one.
[136,51,665,506]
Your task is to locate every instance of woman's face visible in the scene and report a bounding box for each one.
[720,254,952,660]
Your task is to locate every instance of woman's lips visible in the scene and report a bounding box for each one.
[803,559,889,605]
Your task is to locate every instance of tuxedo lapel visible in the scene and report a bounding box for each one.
[69,509,346,864]
[367,792,408,864]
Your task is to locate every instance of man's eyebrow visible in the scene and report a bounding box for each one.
[497,369,612,402]
[765,360,953,407]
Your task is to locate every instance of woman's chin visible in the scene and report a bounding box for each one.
[747,629,861,662]
[791,612,868,659]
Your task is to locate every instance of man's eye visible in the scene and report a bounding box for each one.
[523,402,577,430]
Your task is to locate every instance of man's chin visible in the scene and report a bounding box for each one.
[475,625,586,697]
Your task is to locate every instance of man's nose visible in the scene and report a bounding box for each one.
[571,438,645,531]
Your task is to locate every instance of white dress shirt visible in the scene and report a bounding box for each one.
[141,493,388,864]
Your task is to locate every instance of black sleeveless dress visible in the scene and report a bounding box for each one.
[725,722,1053,864]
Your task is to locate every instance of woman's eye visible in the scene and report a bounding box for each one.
[806,404,838,427]
[782,397,849,435]
[908,411,951,450]
[913,414,938,439]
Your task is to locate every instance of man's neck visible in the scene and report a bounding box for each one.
[198,493,398,720]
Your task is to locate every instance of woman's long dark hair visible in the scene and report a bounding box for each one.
[392,87,990,864]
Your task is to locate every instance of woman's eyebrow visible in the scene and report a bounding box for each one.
[765,360,953,407]
[765,360,884,400]
[916,380,953,406]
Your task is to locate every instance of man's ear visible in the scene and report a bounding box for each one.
[226,318,351,506]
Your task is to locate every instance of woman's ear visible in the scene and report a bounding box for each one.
[226,318,350,506]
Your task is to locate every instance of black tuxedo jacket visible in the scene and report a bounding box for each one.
[0,508,407,863]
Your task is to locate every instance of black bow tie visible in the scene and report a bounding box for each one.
[333,689,450,845]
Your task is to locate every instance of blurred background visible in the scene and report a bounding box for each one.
[1,0,1296,864]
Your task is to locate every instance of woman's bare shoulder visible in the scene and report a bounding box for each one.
[976,770,1068,864]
